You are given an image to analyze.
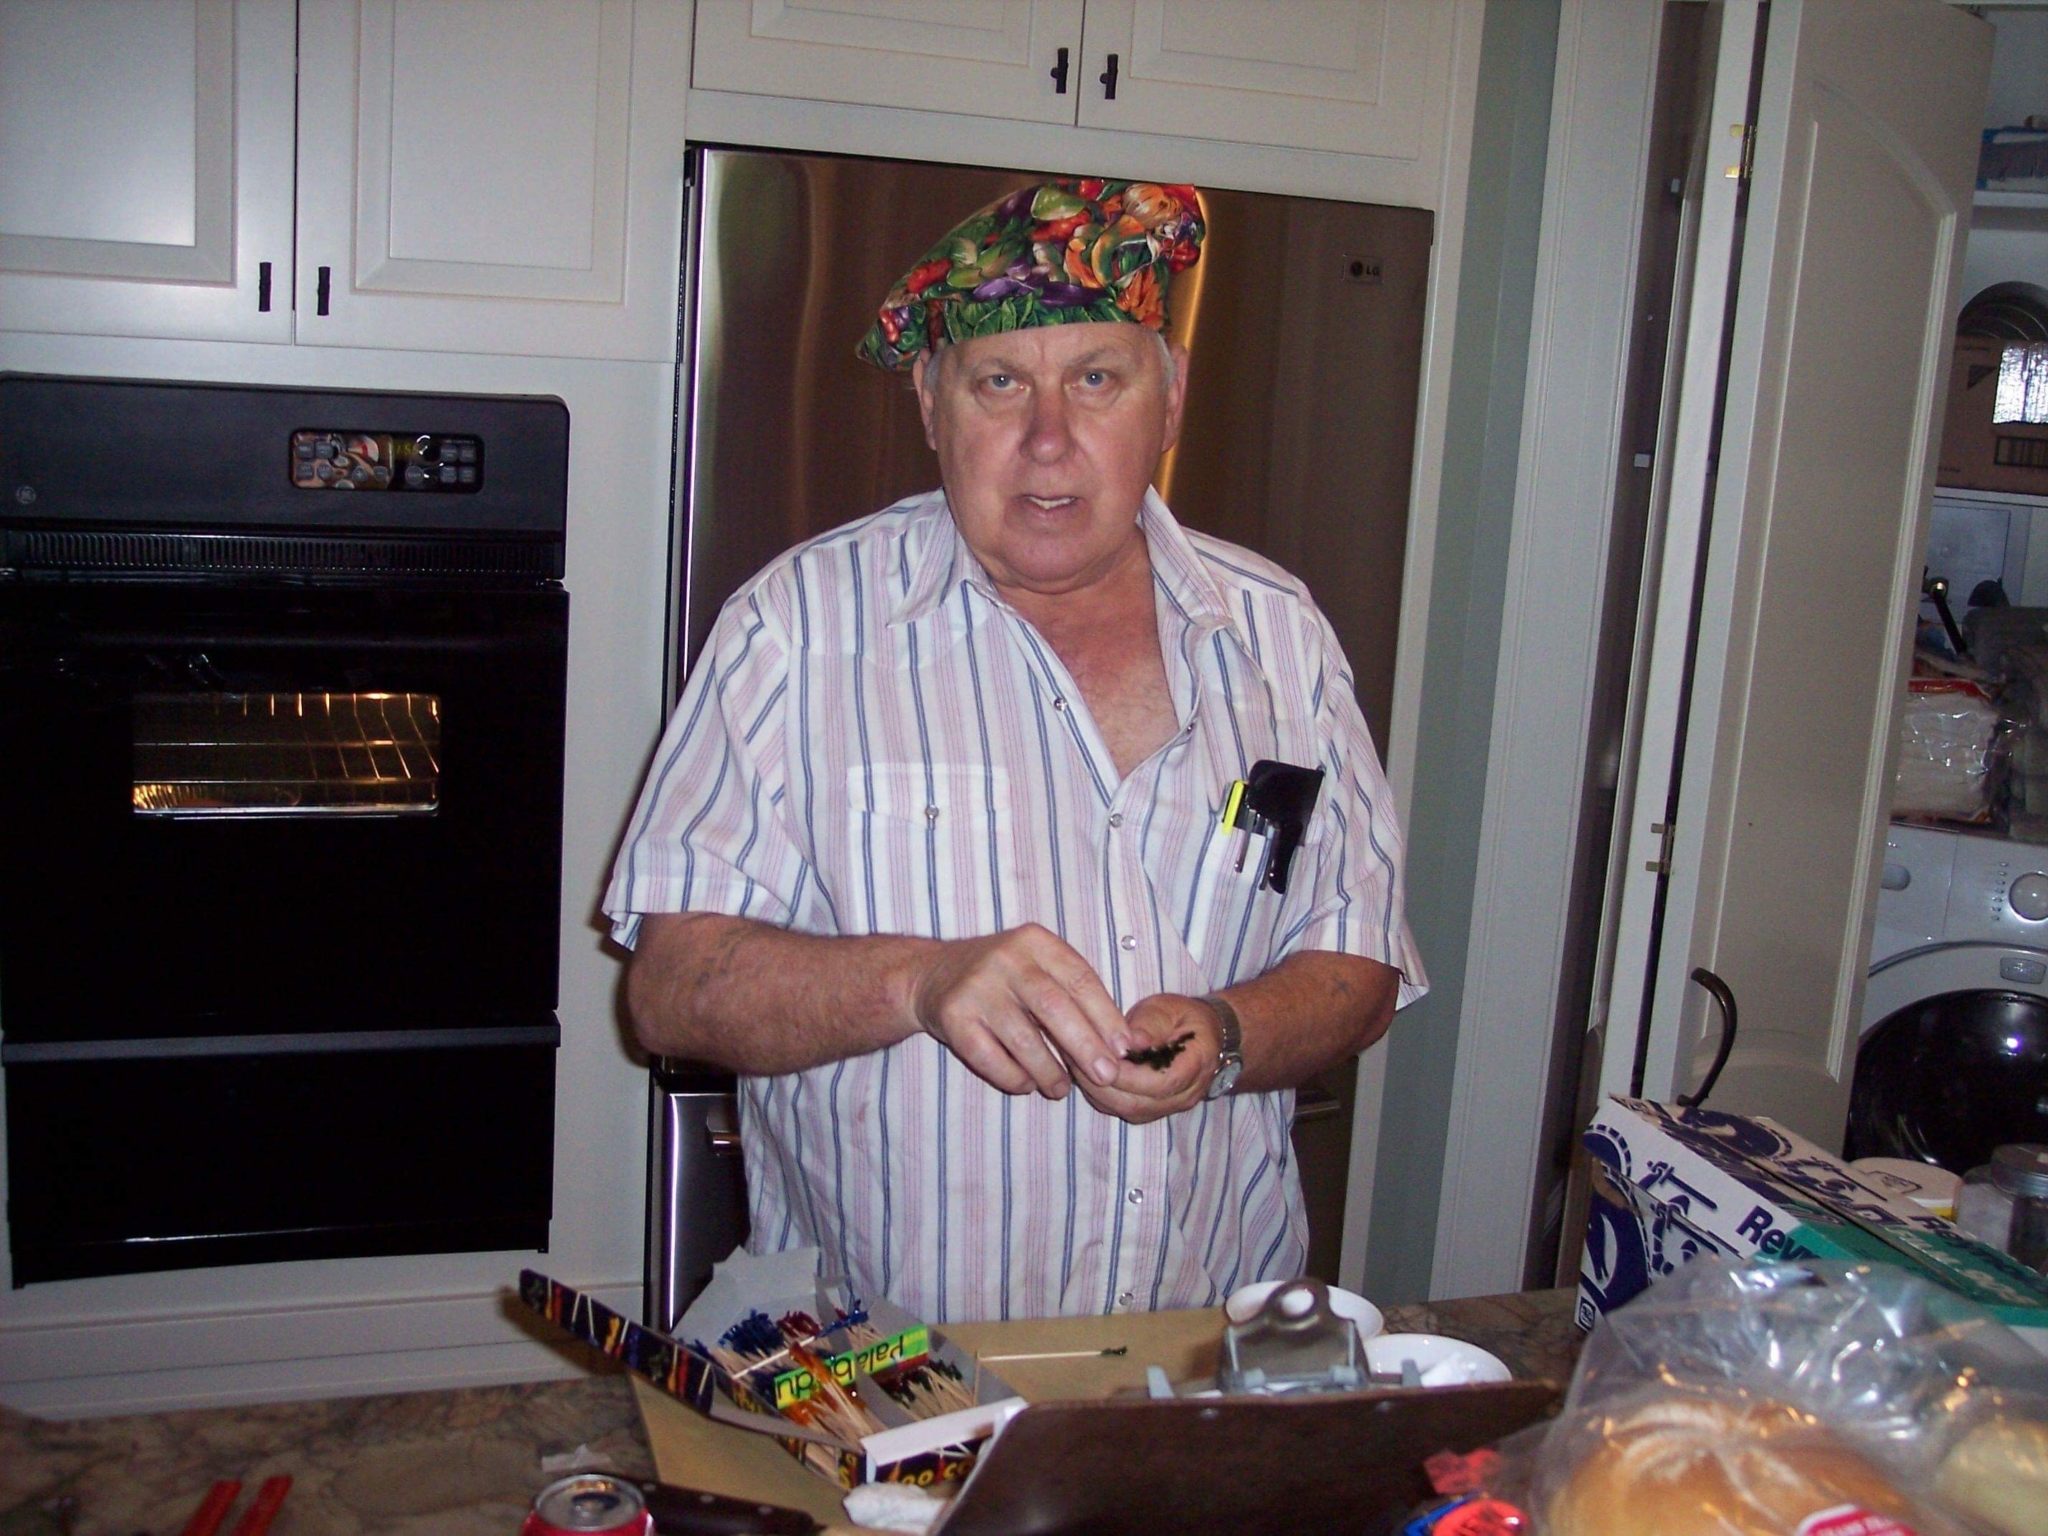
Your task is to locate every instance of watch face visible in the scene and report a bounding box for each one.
[1207,1056,1244,1100]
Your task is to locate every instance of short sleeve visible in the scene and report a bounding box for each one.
[602,591,808,948]
[1282,604,1429,1006]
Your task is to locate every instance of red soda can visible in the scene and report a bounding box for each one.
[521,1474,654,1536]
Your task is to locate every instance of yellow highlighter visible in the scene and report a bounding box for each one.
[1219,778,1248,831]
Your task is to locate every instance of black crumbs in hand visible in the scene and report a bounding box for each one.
[1123,1030,1197,1069]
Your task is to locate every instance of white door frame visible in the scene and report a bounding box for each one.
[1428,0,1667,1298]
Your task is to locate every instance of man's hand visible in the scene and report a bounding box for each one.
[1072,992,1223,1124]
[909,923,1130,1098]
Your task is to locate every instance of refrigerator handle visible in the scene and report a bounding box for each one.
[1099,52,1120,101]
[1050,45,1069,95]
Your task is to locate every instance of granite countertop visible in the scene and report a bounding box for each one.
[1,1288,1580,1535]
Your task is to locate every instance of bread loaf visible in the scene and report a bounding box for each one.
[1546,1397,1936,1536]
[1933,1412,2048,1536]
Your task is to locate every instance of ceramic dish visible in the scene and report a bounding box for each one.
[1364,1331,1511,1386]
[1222,1279,1385,1341]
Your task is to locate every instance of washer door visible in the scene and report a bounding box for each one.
[1847,945,2048,1172]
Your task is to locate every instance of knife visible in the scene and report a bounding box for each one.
[632,1479,821,1536]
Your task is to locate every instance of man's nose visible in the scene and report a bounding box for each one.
[1022,388,1074,461]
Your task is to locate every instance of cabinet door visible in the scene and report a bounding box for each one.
[1622,0,1991,1145]
[0,0,295,345]
[1075,0,1450,164]
[691,0,1085,124]
[294,0,689,361]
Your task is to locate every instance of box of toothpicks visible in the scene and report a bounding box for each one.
[676,1247,1026,1489]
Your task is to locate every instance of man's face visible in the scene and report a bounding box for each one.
[913,323,1187,601]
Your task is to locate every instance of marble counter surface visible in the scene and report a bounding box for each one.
[0,1362,654,1536]
[1,1288,1580,1535]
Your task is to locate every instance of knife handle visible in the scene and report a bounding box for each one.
[632,1478,819,1536]
[178,1480,242,1536]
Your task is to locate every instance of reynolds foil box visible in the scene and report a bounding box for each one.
[1578,1097,2048,1341]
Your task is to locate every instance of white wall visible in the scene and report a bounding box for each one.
[0,332,674,1415]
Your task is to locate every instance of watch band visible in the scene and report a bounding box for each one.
[1195,993,1244,1099]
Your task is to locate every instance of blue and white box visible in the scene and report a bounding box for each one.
[1579,1097,2048,1346]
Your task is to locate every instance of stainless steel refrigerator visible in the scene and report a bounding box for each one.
[646,145,1433,1329]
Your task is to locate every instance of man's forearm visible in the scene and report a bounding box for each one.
[625,911,930,1072]
[1219,950,1401,1094]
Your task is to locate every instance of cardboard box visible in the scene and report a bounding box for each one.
[520,1254,1023,1491]
[671,1248,1024,1489]
[1578,1097,2048,1342]
[1938,335,2048,496]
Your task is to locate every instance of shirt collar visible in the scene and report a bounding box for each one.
[885,486,1243,647]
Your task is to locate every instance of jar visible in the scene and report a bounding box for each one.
[1955,1144,2048,1274]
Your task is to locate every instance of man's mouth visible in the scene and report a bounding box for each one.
[1023,495,1077,510]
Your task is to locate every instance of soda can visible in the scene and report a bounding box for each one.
[521,1473,654,1536]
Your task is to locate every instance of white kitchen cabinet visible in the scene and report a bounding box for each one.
[690,0,1448,159]
[0,0,689,362]
[0,0,295,344]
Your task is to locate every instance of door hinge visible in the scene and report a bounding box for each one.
[1645,820,1676,876]
[1723,122,1756,182]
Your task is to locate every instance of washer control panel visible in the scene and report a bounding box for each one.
[1948,831,2048,942]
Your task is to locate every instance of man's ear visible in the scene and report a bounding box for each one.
[1159,340,1191,454]
[911,351,940,450]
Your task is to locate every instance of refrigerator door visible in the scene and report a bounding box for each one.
[644,1062,748,1329]
[671,146,1432,1282]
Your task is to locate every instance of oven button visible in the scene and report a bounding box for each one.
[2000,955,2048,985]
[404,463,427,488]
[458,466,477,485]
[2010,872,2048,923]
[438,464,458,485]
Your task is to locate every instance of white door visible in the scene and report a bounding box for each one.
[0,0,295,345]
[1074,0,1451,172]
[1613,0,1992,1144]
[690,0,1085,124]
[293,0,689,361]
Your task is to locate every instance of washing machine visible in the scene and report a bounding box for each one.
[1846,822,2048,1173]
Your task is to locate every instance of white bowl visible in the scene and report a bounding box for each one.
[1223,1278,1384,1341]
[1365,1331,1511,1387]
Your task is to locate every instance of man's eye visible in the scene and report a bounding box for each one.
[1080,370,1111,388]
[982,373,1015,391]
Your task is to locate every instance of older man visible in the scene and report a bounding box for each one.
[605,178,1425,1323]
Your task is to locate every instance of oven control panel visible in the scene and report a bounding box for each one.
[290,430,484,493]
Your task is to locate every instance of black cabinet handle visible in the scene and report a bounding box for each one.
[316,265,331,316]
[1099,51,1119,100]
[1050,45,1069,94]
[257,261,272,312]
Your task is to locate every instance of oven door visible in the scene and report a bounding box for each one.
[0,581,567,1038]
[0,580,567,1282]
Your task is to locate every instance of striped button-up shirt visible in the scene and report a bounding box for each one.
[606,488,1425,1322]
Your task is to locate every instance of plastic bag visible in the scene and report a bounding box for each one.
[1480,1259,2048,1535]
[1894,678,2005,822]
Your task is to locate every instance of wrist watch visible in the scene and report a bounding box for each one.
[1195,993,1244,1099]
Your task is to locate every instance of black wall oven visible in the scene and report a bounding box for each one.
[0,375,570,1284]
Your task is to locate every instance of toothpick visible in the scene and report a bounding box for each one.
[977,1346,1129,1363]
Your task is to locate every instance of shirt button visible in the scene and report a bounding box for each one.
[1125,1187,1144,1205]
[1119,933,1137,951]
[1052,696,1068,711]
[924,805,939,823]
[1116,1289,1136,1309]
[1108,811,1124,828]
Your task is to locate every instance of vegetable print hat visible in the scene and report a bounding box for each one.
[856,176,1206,373]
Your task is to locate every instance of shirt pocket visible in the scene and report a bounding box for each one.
[1179,820,1293,986]
[843,762,1017,939]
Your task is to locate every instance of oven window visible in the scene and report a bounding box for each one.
[132,691,442,817]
